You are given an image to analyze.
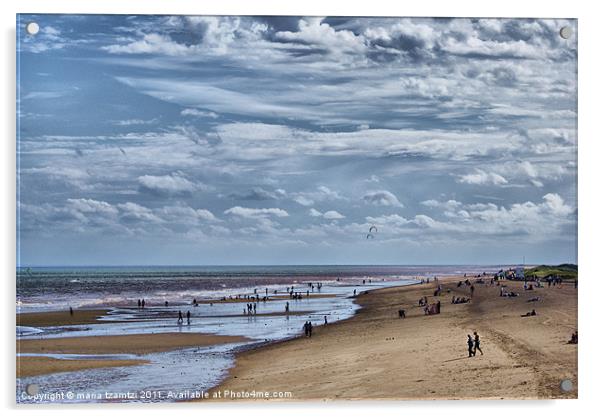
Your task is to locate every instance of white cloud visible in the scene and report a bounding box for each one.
[138,173,199,195]
[457,169,508,186]
[309,209,345,220]
[362,190,403,207]
[275,18,366,56]
[309,208,322,217]
[117,202,163,223]
[294,196,315,206]
[102,33,192,56]
[224,206,289,218]
[158,205,218,223]
[323,211,345,220]
[180,108,219,119]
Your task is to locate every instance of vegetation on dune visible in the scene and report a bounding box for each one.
[525,264,578,280]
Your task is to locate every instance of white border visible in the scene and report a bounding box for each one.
[2,1,600,417]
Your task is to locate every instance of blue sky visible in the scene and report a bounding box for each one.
[17,15,577,266]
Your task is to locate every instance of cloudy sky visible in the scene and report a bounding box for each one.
[17,15,577,266]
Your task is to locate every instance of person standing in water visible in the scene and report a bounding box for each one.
[177,310,183,324]
[141,299,145,309]
[186,310,191,325]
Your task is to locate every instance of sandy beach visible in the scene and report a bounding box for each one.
[18,333,249,355]
[210,276,577,400]
[17,309,111,327]
[17,357,149,378]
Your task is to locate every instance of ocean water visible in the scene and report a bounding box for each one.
[16,265,506,403]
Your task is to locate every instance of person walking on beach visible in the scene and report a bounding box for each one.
[470,285,475,297]
[467,334,475,357]
[177,310,183,324]
[399,309,405,318]
[308,321,313,337]
[473,331,483,355]
[324,315,328,325]
[186,310,191,325]
[303,321,309,337]
[137,299,141,309]
[141,299,145,309]
[285,301,290,313]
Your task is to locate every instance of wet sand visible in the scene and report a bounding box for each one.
[17,356,149,378]
[18,333,249,355]
[17,309,111,327]
[211,277,577,400]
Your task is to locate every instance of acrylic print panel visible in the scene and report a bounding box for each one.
[16,15,577,403]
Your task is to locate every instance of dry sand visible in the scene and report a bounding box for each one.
[17,309,111,327]
[210,277,577,400]
[17,356,149,378]
[18,333,248,355]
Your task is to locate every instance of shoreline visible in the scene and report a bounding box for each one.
[17,357,150,378]
[17,309,112,327]
[18,332,250,355]
[207,276,577,400]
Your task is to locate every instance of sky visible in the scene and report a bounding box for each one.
[16,15,577,266]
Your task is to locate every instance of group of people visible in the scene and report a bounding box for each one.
[499,286,519,297]
[244,303,257,315]
[424,300,441,315]
[466,331,484,357]
[451,296,470,304]
[137,299,146,308]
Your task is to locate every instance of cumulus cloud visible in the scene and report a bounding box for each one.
[309,208,345,220]
[157,205,218,223]
[362,190,403,207]
[224,206,289,218]
[457,169,509,186]
[117,202,163,223]
[138,173,199,196]
[66,198,118,216]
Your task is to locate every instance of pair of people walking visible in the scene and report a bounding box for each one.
[303,321,313,337]
[178,310,191,325]
[467,331,483,357]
